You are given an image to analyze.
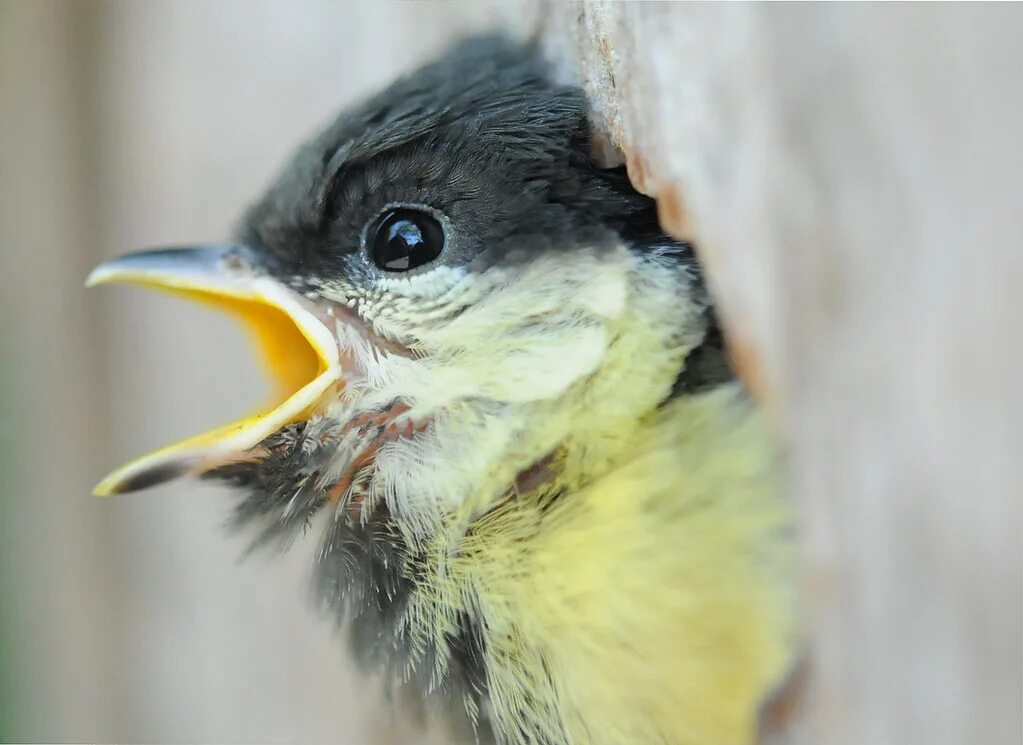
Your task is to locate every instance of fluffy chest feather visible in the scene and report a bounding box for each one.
[344,387,794,745]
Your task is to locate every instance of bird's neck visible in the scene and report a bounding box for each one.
[437,257,722,541]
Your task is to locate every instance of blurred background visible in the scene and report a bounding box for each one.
[3,2,1021,744]
[0,1,507,741]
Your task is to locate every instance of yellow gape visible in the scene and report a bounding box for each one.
[87,258,338,496]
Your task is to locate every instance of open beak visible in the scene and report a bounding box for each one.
[86,245,342,496]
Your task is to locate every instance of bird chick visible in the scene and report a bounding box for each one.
[89,37,795,745]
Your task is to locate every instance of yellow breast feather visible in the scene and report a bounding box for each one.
[406,385,795,745]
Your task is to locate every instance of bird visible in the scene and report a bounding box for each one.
[88,36,795,745]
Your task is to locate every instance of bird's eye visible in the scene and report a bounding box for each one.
[368,208,445,272]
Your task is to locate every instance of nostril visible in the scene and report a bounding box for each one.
[223,253,250,273]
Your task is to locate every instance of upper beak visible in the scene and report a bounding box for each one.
[86,245,342,496]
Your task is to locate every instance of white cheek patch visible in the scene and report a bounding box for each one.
[408,249,631,400]
[349,247,634,408]
[430,251,629,342]
[317,244,692,536]
[446,322,609,402]
[355,326,607,409]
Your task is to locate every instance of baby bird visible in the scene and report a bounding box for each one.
[89,37,794,745]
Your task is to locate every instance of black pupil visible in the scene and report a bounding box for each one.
[370,209,444,271]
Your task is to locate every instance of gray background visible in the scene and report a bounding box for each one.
[1,2,501,741]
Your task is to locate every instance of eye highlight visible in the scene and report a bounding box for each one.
[368,208,445,272]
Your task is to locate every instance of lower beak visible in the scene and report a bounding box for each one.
[86,245,342,496]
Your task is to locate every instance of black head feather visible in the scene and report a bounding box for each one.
[238,36,667,285]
